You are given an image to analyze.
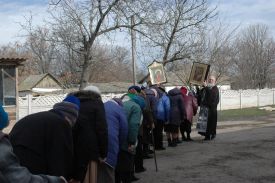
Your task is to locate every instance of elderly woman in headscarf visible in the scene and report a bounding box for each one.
[9,96,80,182]
[1,105,67,183]
[69,85,108,183]
[115,87,145,183]
[97,98,128,183]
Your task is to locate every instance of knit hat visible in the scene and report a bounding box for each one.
[53,98,80,127]
[180,86,188,96]
[63,95,80,110]
[0,105,9,130]
[83,85,101,95]
[128,85,141,93]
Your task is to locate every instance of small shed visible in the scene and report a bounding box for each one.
[19,73,64,96]
[0,57,26,129]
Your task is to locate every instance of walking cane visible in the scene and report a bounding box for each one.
[151,129,158,172]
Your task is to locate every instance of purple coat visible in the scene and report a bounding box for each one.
[168,88,186,126]
[104,100,128,168]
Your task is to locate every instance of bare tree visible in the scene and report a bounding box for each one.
[0,43,38,81]
[25,27,57,74]
[54,44,81,87]
[136,0,216,68]
[192,21,239,81]
[19,16,58,74]
[85,45,133,82]
[56,44,134,85]
[48,0,151,88]
[233,24,275,89]
[0,43,26,58]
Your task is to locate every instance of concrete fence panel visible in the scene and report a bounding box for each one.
[18,89,275,120]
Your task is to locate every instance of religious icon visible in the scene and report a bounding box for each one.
[189,62,210,86]
[148,61,167,85]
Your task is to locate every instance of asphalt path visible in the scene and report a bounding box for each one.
[136,119,275,183]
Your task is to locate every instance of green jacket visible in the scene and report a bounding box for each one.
[122,99,142,152]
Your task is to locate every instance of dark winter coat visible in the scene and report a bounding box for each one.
[104,100,128,168]
[70,90,108,182]
[0,131,64,183]
[198,85,219,135]
[168,88,186,126]
[144,89,158,118]
[181,92,198,123]
[9,110,73,180]
[141,94,154,128]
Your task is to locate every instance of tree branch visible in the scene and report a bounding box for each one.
[49,0,62,6]
[90,0,120,44]
[97,0,104,17]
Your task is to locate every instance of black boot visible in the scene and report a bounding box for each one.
[186,133,193,141]
[168,138,177,147]
[182,134,187,141]
[204,135,211,140]
[171,139,177,147]
[168,138,173,147]
[176,137,182,144]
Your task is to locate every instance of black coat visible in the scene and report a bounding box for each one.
[71,90,108,182]
[0,131,64,183]
[198,85,219,135]
[168,88,186,126]
[9,110,73,180]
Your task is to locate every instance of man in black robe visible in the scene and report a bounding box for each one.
[197,75,219,140]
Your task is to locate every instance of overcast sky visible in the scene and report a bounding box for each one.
[0,0,275,45]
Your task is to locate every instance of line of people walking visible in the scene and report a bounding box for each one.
[0,75,219,183]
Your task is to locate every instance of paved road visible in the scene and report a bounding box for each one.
[136,120,275,183]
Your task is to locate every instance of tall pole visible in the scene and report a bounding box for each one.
[131,15,137,85]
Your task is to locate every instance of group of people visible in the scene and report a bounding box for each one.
[0,75,219,183]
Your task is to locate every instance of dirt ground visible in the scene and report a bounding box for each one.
[136,117,275,183]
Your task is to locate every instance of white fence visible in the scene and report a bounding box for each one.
[219,88,275,110]
[18,93,124,120]
[18,89,275,120]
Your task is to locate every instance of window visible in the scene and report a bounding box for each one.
[0,66,16,106]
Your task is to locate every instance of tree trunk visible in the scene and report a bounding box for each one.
[79,54,91,89]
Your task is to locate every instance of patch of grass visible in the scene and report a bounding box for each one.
[218,106,275,121]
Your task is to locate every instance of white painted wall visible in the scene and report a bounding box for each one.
[18,89,275,120]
